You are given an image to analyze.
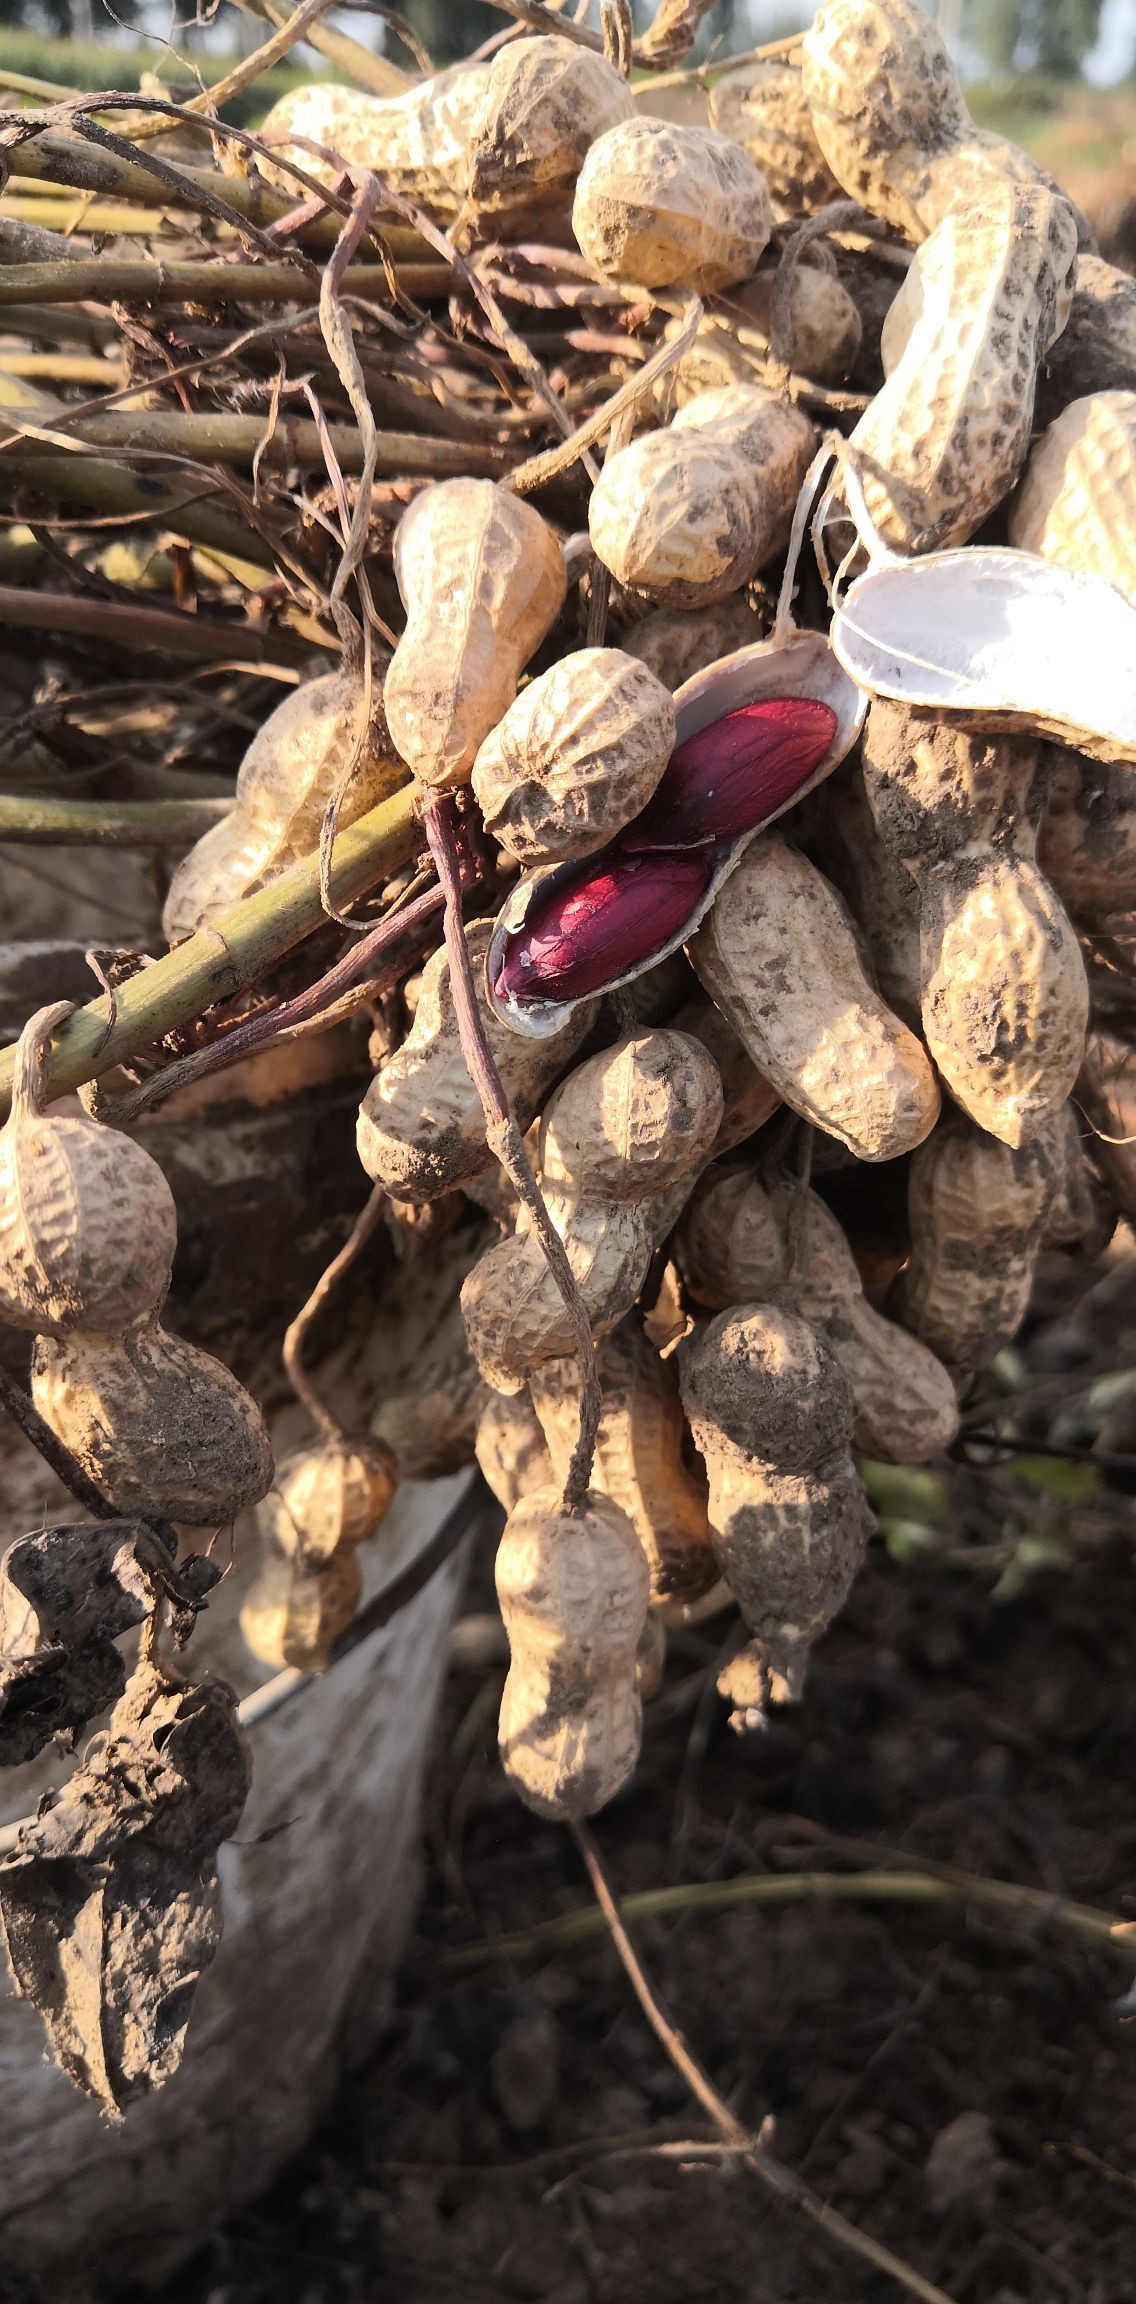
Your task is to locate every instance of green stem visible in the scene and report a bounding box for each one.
[0,792,233,846]
[0,256,450,306]
[0,777,420,1114]
[438,1866,1135,1972]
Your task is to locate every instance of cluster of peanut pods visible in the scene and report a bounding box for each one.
[160,0,1136,1823]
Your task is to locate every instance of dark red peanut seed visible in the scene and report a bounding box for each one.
[624,696,838,852]
[494,849,715,1007]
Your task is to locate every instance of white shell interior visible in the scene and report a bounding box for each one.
[486,629,866,1039]
[832,549,1136,764]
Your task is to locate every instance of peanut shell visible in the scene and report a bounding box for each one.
[1009,391,1136,610]
[572,115,772,293]
[466,36,635,223]
[709,59,842,220]
[32,1317,273,1525]
[471,647,676,865]
[495,1487,649,1820]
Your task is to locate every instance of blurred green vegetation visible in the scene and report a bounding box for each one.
[0,24,318,118]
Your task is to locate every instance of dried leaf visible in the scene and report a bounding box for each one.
[0,1661,251,2114]
[0,1522,161,1766]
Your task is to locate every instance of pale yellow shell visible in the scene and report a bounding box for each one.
[588,386,815,607]
[892,1115,1057,1373]
[850,185,1078,556]
[801,0,1080,249]
[475,1389,554,1514]
[465,36,635,222]
[690,838,940,1163]
[163,669,404,943]
[257,1438,396,1567]
[357,920,595,1202]
[0,1010,177,1335]
[257,68,486,213]
[573,115,772,293]
[240,1546,361,1674]
[676,1167,787,1308]
[470,647,676,865]
[529,1319,717,1607]
[709,59,842,220]
[384,480,567,791]
[1009,391,1136,609]
[461,1203,655,1393]
[920,855,1087,1148]
[768,1182,959,1465]
[622,596,767,688]
[495,1486,649,1820]
[859,706,1087,1145]
[32,1316,273,1524]
[540,1029,724,1201]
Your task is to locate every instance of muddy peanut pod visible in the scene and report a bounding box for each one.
[257,1438,396,1569]
[891,1112,1058,1374]
[462,1203,654,1396]
[163,669,403,943]
[573,115,772,293]
[240,1545,361,1675]
[357,920,595,1202]
[383,480,567,792]
[861,704,1088,1146]
[31,1317,273,1524]
[1041,1104,1115,1257]
[1036,256,1136,422]
[495,1487,649,1820]
[475,1389,554,1514]
[589,386,815,608]
[850,183,1078,557]
[530,1319,718,1608]
[0,1006,177,1336]
[680,1305,871,1691]
[723,265,862,383]
[690,837,940,1163]
[804,764,922,1027]
[471,647,676,866]
[258,69,487,217]
[622,598,767,688]
[465,36,634,225]
[1009,392,1136,610]
[709,59,843,220]
[1037,746,1136,930]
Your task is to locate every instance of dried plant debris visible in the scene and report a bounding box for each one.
[0,1662,250,2116]
[0,1520,164,1765]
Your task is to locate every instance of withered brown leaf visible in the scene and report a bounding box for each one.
[0,1521,162,1766]
[0,1660,251,2114]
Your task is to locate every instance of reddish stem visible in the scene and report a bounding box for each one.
[421,791,602,1516]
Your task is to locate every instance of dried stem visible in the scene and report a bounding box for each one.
[421,792,602,1516]
[0,256,448,308]
[0,587,319,668]
[0,780,420,1117]
[2,405,511,481]
[237,0,412,100]
[570,1824,962,2304]
[283,1184,389,1440]
[504,290,702,496]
